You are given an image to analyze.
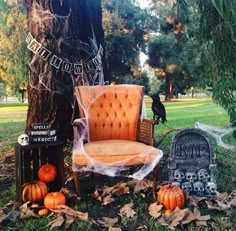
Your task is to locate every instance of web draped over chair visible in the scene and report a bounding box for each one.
[72,85,163,195]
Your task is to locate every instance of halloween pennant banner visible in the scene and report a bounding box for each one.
[26,32,103,75]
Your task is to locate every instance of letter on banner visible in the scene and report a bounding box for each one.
[50,55,62,69]
[92,57,100,67]
[27,39,42,54]
[26,33,33,44]
[62,61,72,73]
[74,63,83,74]
[37,47,52,61]
[84,61,94,73]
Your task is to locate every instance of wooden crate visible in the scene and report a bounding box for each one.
[15,141,64,202]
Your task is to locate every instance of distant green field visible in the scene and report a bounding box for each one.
[0,98,230,154]
[0,104,27,153]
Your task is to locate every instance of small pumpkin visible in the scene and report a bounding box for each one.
[157,184,185,210]
[38,208,49,216]
[38,163,57,183]
[22,180,48,202]
[44,192,66,209]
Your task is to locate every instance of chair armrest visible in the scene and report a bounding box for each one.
[137,118,157,146]
[72,118,88,147]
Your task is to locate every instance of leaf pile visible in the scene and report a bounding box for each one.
[92,181,130,205]
[205,191,236,211]
[148,204,211,230]
[47,205,88,229]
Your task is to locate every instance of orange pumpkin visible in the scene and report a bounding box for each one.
[44,192,66,209]
[38,163,57,183]
[38,208,49,216]
[157,184,185,210]
[22,180,48,202]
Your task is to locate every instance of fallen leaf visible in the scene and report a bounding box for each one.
[111,182,129,196]
[64,214,74,229]
[127,179,153,193]
[91,190,100,199]
[205,190,236,211]
[148,203,163,218]
[188,195,207,208]
[157,207,188,230]
[20,202,39,219]
[97,217,118,227]
[181,210,196,225]
[119,202,136,218]
[167,207,188,230]
[195,220,207,227]
[108,227,122,231]
[52,205,88,221]
[47,215,65,229]
[102,195,115,205]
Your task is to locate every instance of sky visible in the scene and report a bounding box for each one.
[135,0,152,9]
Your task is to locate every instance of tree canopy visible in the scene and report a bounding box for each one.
[0,0,29,99]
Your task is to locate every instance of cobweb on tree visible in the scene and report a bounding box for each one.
[27,2,106,106]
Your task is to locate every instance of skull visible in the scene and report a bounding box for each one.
[197,169,210,182]
[172,181,181,187]
[173,169,185,182]
[193,181,204,195]
[205,182,217,195]
[181,182,193,192]
[17,134,29,146]
[185,171,197,183]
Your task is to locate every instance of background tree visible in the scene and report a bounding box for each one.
[102,0,157,89]
[175,0,236,123]
[0,0,29,100]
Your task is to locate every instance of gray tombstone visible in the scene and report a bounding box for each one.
[168,128,217,197]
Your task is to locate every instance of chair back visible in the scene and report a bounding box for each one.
[75,85,144,141]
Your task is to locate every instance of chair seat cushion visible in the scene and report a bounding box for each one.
[73,140,162,166]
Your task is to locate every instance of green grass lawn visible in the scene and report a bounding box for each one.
[0,98,235,231]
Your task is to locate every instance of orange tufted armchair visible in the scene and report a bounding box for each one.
[72,85,163,196]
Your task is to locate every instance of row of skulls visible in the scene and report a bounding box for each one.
[173,168,210,183]
[173,181,217,195]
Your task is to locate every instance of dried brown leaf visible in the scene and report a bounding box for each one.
[111,183,129,196]
[188,196,207,208]
[64,214,74,229]
[119,202,136,218]
[102,195,115,205]
[108,227,122,231]
[205,199,231,211]
[216,191,229,201]
[181,209,196,225]
[195,220,208,227]
[168,207,188,230]
[52,205,88,221]
[127,179,153,193]
[20,202,39,219]
[47,215,65,229]
[157,207,188,230]
[92,190,100,199]
[97,217,118,227]
[148,203,163,218]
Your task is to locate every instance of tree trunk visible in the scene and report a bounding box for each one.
[25,0,105,142]
[164,75,173,101]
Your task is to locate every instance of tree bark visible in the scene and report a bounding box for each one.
[165,75,173,101]
[25,0,104,142]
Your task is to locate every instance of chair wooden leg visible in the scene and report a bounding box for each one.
[152,164,159,199]
[73,172,80,196]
